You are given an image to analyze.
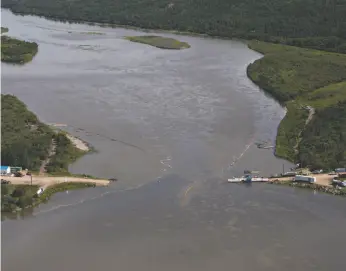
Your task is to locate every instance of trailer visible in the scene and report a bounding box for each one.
[294,175,316,184]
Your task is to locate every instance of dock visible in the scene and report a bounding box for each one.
[228,177,269,183]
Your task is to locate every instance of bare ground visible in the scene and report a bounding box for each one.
[270,173,334,187]
[4,175,109,188]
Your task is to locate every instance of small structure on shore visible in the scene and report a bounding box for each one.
[1,166,11,175]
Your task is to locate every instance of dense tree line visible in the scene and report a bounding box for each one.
[2,0,346,52]
[1,95,53,170]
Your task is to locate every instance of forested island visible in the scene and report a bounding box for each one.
[1,34,38,64]
[1,0,345,170]
[125,36,190,49]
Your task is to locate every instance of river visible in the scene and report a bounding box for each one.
[2,10,346,271]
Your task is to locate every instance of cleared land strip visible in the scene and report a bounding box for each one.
[3,175,110,187]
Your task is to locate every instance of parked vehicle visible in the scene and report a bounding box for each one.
[312,169,323,174]
[294,175,316,183]
[332,178,346,187]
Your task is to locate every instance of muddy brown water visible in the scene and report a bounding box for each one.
[2,9,345,271]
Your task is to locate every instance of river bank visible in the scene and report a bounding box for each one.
[268,179,346,197]
[247,41,346,170]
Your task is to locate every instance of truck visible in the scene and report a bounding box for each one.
[294,175,316,184]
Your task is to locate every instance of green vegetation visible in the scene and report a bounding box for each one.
[1,182,96,214]
[37,182,96,203]
[80,31,104,35]
[248,41,346,169]
[1,35,38,64]
[275,102,309,162]
[125,35,190,49]
[247,41,346,102]
[1,184,39,213]
[46,132,86,174]
[1,95,88,173]
[1,27,9,34]
[2,0,346,53]
[1,95,53,170]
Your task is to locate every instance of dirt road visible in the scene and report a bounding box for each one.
[270,174,334,187]
[3,175,109,187]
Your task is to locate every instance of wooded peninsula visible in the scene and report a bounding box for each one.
[1,94,86,174]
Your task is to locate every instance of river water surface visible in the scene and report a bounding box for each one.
[2,10,346,271]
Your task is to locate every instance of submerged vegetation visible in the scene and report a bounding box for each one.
[1,35,38,64]
[2,0,346,53]
[248,41,346,169]
[1,95,87,173]
[1,27,9,34]
[125,35,190,49]
[80,31,104,35]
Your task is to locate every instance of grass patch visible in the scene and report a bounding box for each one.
[80,31,104,35]
[1,35,38,64]
[125,35,190,50]
[248,40,346,169]
[275,102,309,162]
[37,182,96,204]
[247,41,346,103]
[299,82,346,109]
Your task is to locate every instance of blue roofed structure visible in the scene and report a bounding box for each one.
[1,166,11,175]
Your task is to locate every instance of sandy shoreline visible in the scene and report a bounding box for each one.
[65,133,90,151]
[3,175,109,188]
